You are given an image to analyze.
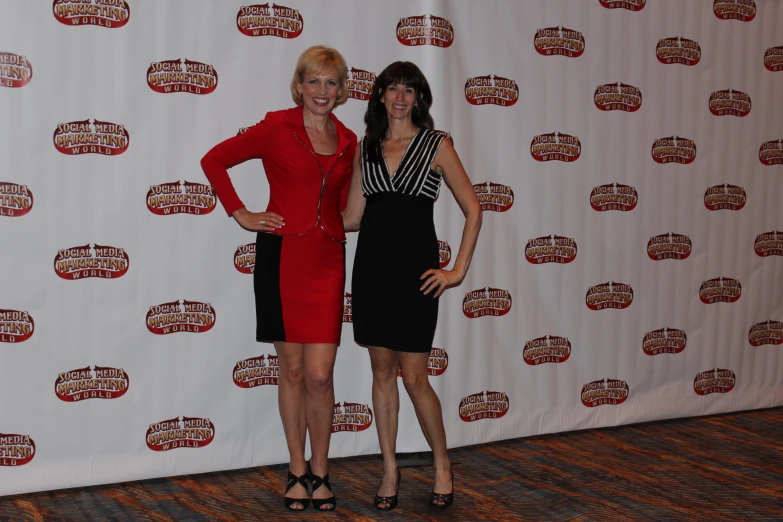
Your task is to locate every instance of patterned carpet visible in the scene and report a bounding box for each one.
[3,408,783,521]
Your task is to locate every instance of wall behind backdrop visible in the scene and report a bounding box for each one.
[1,0,782,497]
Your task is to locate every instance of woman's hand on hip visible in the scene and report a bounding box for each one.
[232,208,284,232]
[420,268,466,297]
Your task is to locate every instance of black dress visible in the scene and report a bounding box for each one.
[352,128,446,353]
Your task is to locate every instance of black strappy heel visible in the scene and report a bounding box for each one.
[307,461,337,511]
[283,470,310,511]
[374,468,401,510]
[430,468,454,508]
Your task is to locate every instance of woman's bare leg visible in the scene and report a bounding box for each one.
[368,346,401,508]
[275,342,307,509]
[304,343,338,510]
[399,352,452,505]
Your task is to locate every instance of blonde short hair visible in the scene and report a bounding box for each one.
[290,45,349,107]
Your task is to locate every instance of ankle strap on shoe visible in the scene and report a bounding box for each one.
[286,471,309,493]
[310,472,331,492]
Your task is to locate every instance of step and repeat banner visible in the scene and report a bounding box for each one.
[1,0,782,496]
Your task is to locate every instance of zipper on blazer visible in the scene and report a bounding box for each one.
[294,132,349,243]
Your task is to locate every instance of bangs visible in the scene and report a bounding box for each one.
[379,62,427,92]
[303,58,341,79]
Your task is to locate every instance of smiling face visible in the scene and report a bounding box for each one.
[298,69,340,117]
[382,82,419,122]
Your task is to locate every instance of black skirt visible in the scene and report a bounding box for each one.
[351,192,439,353]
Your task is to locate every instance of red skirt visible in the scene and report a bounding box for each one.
[254,228,345,344]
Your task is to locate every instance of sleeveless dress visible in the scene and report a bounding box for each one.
[351,128,446,353]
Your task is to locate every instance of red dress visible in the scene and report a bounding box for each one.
[200,106,357,344]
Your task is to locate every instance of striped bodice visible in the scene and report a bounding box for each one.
[360,128,446,199]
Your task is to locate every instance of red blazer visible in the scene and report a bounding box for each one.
[200,106,357,242]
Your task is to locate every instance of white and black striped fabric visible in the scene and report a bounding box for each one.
[360,128,446,199]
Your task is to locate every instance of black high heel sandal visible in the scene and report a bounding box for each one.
[307,461,337,511]
[283,470,310,511]
[374,468,401,511]
[430,468,454,508]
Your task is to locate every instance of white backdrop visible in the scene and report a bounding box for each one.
[2,0,782,497]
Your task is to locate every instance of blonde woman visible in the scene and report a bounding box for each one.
[201,46,357,512]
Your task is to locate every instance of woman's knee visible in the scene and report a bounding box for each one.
[305,366,334,391]
[280,358,304,386]
[276,343,306,386]
[280,363,305,385]
[369,348,399,382]
[401,371,430,397]
[372,361,399,383]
